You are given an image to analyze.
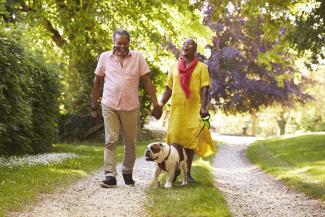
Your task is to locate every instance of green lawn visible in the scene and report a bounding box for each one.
[247,133,325,200]
[0,141,147,216]
[145,157,231,217]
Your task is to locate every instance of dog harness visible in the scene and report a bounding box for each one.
[158,144,184,172]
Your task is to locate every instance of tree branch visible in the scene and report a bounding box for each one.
[43,18,65,47]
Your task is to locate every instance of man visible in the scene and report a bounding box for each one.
[157,38,216,182]
[91,29,162,188]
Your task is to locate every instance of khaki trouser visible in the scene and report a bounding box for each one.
[102,104,138,177]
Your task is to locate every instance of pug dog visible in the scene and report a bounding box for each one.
[145,142,188,188]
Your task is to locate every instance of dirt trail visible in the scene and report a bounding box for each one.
[8,157,155,217]
[212,136,325,217]
[8,135,325,217]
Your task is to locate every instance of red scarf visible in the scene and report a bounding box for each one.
[178,57,198,98]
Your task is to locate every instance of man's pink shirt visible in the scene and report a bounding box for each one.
[94,50,150,111]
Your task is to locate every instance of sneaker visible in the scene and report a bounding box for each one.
[172,169,181,183]
[100,176,117,188]
[187,174,196,183]
[123,173,135,186]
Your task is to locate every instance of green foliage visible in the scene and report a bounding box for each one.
[7,0,179,115]
[300,116,325,132]
[28,59,61,152]
[248,134,325,200]
[288,1,325,64]
[0,28,61,155]
[1,0,214,140]
[0,0,9,21]
[292,66,325,132]
[139,64,166,128]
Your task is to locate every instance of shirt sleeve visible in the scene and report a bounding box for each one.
[139,53,150,76]
[200,64,210,88]
[94,53,105,77]
[166,65,173,90]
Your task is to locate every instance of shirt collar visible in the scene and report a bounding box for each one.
[109,50,132,57]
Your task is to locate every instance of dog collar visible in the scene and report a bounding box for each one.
[158,145,172,171]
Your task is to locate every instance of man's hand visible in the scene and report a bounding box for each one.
[200,107,209,118]
[91,107,102,123]
[151,104,163,120]
[91,75,103,124]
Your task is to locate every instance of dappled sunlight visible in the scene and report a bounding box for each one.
[306,164,325,178]
[49,168,87,176]
[285,166,312,176]
[193,158,212,170]
[280,167,324,185]
[0,153,79,168]
[87,147,104,152]
[274,132,325,141]
[146,156,230,217]
[248,134,325,200]
[211,133,258,145]
[53,144,104,155]
[314,160,325,166]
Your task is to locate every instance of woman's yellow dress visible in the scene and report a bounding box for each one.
[166,61,216,157]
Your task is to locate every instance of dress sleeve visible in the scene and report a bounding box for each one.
[200,64,210,88]
[94,53,105,77]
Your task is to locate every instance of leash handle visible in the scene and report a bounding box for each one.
[201,114,210,121]
[202,114,210,129]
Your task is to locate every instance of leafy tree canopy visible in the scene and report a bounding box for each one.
[2,0,212,115]
[201,0,310,114]
[288,0,325,64]
[1,0,317,122]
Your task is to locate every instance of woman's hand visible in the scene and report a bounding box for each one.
[151,104,163,120]
[200,107,209,118]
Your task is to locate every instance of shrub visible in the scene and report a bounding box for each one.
[0,29,61,155]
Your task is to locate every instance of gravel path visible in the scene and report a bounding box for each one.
[8,157,155,217]
[212,136,325,217]
[7,135,325,217]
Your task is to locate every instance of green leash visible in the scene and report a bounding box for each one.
[188,115,211,147]
[202,115,211,129]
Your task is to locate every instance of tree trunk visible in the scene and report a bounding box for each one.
[276,111,290,135]
[251,112,257,136]
[278,120,286,135]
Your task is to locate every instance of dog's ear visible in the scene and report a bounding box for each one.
[151,143,161,153]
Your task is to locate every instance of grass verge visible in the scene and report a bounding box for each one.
[145,156,231,217]
[247,133,325,201]
[0,141,147,216]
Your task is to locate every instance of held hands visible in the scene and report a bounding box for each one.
[151,104,163,120]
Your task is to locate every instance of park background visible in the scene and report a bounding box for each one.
[0,0,324,216]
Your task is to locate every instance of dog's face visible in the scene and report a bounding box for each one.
[145,142,188,188]
[145,142,163,161]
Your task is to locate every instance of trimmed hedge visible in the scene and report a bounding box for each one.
[0,30,61,155]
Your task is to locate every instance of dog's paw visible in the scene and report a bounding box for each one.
[181,181,188,186]
[164,183,172,188]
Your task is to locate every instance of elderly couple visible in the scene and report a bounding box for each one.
[91,29,215,188]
